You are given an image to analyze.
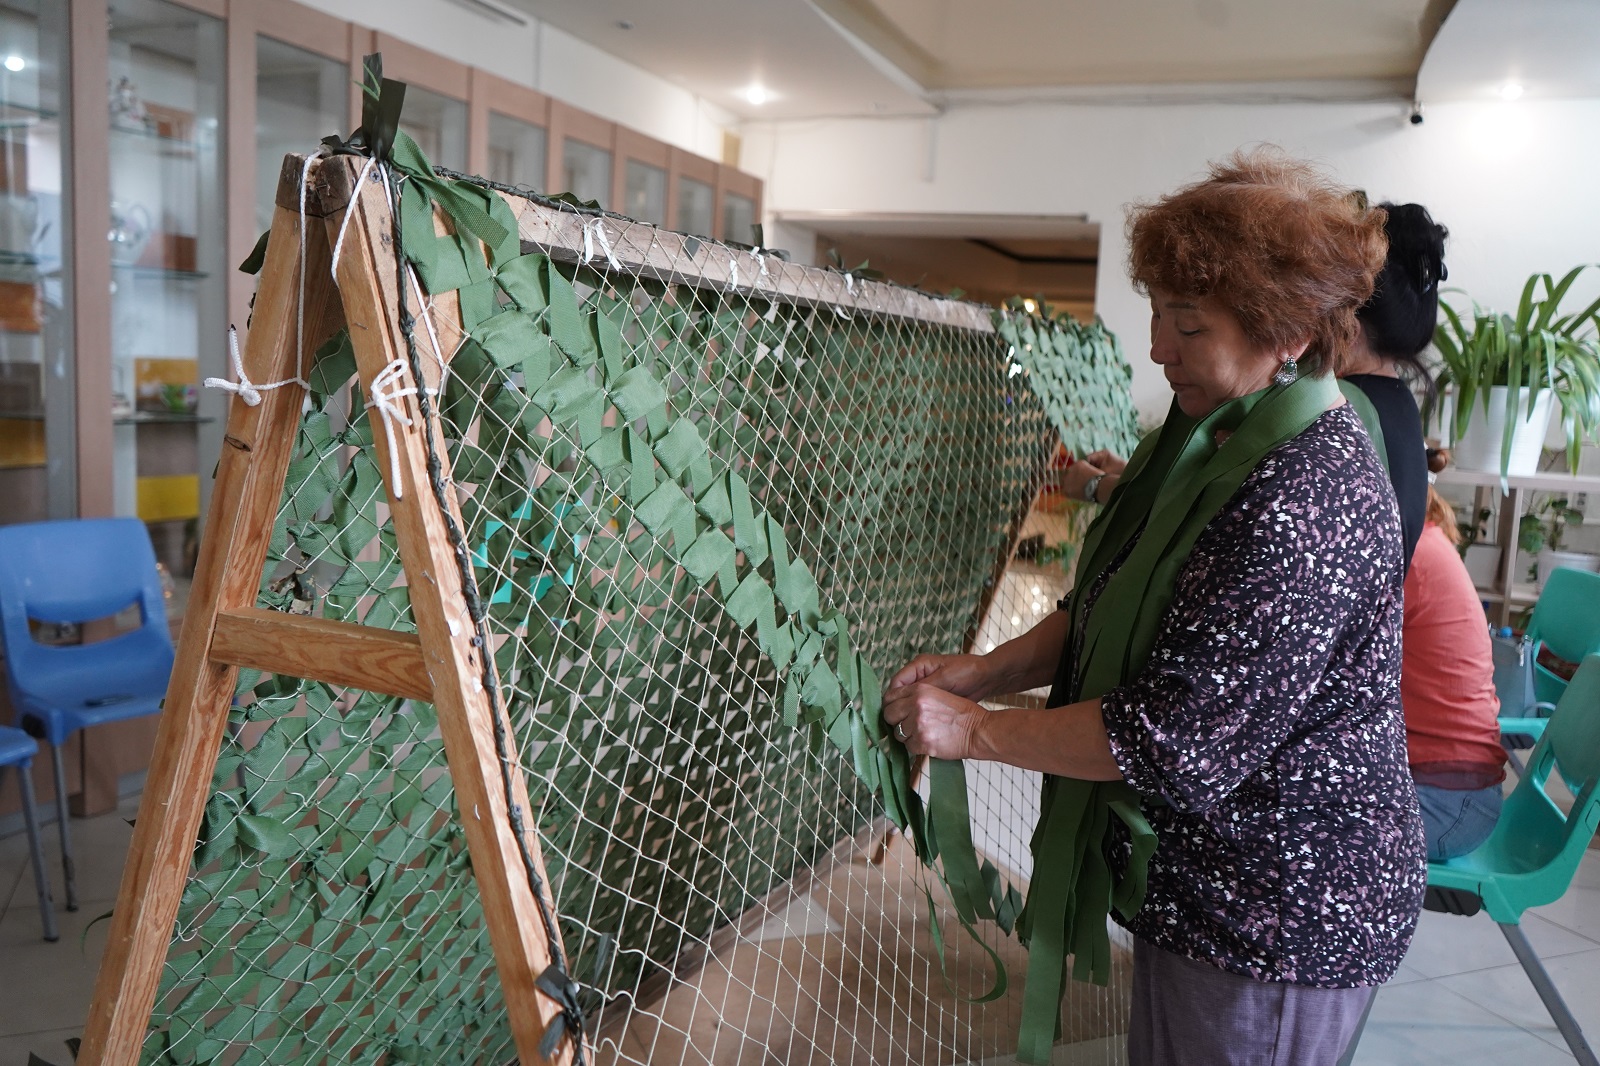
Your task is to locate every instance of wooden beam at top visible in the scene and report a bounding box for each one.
[209,608,435,704]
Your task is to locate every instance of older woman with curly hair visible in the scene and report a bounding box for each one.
[884,151,1426,1066]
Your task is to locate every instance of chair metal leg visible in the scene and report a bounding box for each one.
[1502,743,1526,779]
[1501,922,1599,1066]
[48,742,77,912]
[11,763,59,941]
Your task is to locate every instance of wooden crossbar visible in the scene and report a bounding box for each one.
[209,608,434,703]
[79,153,572,1066]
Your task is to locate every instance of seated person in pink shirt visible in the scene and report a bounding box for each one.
[1403,475,1507,860]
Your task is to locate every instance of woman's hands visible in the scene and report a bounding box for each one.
[1083,449,1127,475]
[888,653,994,699]
[884,654,995,760]
[881,682,989,761]
[1058,449,1128,503]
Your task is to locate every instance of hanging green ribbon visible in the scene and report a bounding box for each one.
[1013,372,1343,1064]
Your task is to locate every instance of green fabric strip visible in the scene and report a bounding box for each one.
[1338,379,1390,474]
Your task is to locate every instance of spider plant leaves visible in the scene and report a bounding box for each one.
[1436,265,1600,476]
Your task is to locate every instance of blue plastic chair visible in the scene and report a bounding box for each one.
[0,725,57,940]
[0,518,175,911]
[1425,653,1600,1066]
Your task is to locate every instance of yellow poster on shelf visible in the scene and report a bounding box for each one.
[136,474,200,522]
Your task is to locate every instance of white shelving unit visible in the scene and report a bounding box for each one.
[1436,466,1600,627]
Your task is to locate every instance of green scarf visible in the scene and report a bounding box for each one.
[1013,372,1342,1064]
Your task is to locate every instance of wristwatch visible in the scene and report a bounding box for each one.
[1082,473,1105,503]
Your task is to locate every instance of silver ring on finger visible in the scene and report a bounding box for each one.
[896,722,909,741]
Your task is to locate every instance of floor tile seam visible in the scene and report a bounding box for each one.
[1431,959,1600,1048]
[0,1023,86,1040]
[0,859,23,923]
[1526,912,1600,947]
[1382,975,1567,1034]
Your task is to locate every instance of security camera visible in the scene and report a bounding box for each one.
[1408,102,1424,126]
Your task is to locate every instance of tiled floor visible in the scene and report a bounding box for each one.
[0,800,1596,1065]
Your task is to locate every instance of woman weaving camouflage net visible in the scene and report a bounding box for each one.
[884,150,1428,1065]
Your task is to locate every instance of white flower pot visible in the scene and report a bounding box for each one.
[1451,386,1555,476]
[1463,543,1500,588]
[1536,549,1600,591]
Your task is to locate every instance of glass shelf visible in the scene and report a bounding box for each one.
[110,123,195,148]
[111,263,209,281]
[114,411,215,426]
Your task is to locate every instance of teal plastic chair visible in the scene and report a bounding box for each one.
[1495,568,1600,768]
[1526,567,1600,708]
[1426,652,1600,1066]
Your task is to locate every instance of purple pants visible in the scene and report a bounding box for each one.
[1128,939,1375,1066]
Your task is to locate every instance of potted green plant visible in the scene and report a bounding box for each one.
[1432,266,1600,477]
[1517,494,1599,589]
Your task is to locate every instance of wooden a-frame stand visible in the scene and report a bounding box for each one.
[76,149,1029,1066]
[78,154,574,1066]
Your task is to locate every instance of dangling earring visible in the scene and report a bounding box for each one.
[1274,357,1298,386]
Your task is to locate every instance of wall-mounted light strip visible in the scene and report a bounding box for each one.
[443,0,530,28]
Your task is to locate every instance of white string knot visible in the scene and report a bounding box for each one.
[727,254,740,292]
[205,325,308,407]
[582,218,622,270]
[752,246,771,282]
[844,272,855,294]
[366,358,419,499]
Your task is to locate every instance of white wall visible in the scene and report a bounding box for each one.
[307,0,736,161]
[742,97,1600,418]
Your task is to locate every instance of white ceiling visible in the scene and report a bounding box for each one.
[513,0,1453,120]
[509,0,934,119]
[1416,0,1600,103]
[515,0,1599,121]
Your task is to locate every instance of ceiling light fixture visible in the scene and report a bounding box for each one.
[743,85,771,106]
[1500,82,1524,101]
[3,56,23,72]
[440,0,529,28]
[1022,298,1038,313]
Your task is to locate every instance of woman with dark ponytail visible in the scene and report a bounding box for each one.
[1341,202,1449,569]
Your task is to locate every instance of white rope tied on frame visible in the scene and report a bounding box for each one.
[582,217,622,271]
[204,325,308,406]
[365,358,420,499]
[206,148,359,410]
[727,254,739,293]
[330,152,381,281]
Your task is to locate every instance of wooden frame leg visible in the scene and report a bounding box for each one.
[80,158,346,1066]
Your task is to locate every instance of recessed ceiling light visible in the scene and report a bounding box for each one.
[3,56,24,72]
[1500,82,1524,101]
[743,84,771,106]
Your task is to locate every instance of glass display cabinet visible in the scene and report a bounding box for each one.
[0,0,70,525]
[254,35,347,233]
[722,190,755,244]
[488,111,545,191]
[107,0,226,577]
[399,85,465,173]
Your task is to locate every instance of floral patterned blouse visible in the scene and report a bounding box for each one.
[1087,404,1427,987]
